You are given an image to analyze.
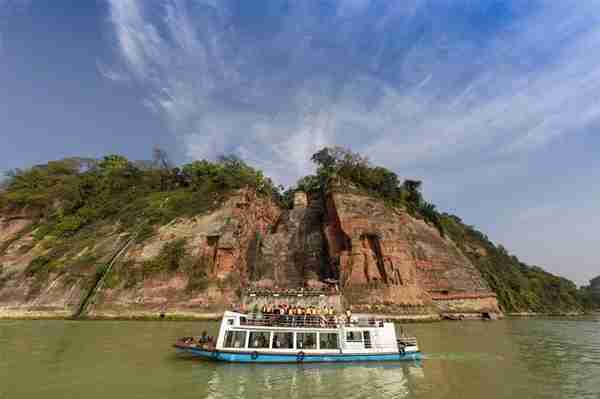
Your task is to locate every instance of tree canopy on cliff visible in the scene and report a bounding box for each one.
[293,146,444,234]
[300,146,587,313]
[0,148,592,314]
[0,152,280,239]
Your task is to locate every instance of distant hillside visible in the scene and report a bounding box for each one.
[0,148,589,318]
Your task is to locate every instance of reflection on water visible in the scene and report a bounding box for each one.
[199,362,423,399]
[1,317,599,399]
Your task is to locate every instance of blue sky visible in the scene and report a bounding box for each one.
[1,0,598,285]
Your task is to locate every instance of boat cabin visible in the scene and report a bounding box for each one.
[215,311,413,355]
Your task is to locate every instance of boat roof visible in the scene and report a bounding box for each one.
[223,311,389,330]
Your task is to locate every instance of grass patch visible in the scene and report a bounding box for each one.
[141,238,188,276]
[185,256,210,292]
[24,256,51,277]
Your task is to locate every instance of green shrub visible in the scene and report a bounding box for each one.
[135,223,155,243]
[55,215,84,237]
[440,212,583,313]
[142,238,188,276]
[157,238,187,272]
[25,256,51,277]
[2,153,279,244]
[185,256,210,292]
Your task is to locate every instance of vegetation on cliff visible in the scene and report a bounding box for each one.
[284,147,588,313]
[1,152,279,237]
[283,146,444,234]
[439,215,586,313]
[0,147,593,314]
[578,276,600,310]
[0,152,279,288]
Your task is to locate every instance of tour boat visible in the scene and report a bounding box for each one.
[174,311,421,363]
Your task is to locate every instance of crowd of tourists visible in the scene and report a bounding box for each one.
[259,304,337,316]
[243,304,354,328]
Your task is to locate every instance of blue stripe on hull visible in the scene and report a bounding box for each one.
[176,347,421,363]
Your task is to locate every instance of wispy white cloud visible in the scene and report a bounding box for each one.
[104,0,600,186]
[96,60,130,82]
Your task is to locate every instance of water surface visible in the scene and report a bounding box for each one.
[1,317,598,399]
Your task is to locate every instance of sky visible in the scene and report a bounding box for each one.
[1,0,598,285]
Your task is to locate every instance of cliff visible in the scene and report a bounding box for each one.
[323,187,499,315]
[0,152,584,319]
[0,190,280,318]
[0,187,499,318]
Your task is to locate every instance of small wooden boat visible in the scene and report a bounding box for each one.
[174,311,421,363]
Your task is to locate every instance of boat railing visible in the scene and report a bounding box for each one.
[239,314,386,329]
[397,336,418,346]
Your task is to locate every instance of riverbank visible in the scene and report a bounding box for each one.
[507,311,587,317]
[3,308,590,321]
[0,308,223,321]
[0,309,438,322]
[0,308,493,322]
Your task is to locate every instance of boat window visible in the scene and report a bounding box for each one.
[319,333,339,349]
[296,332,317,350]
[272,332,294,349]
[346,331,362,342]
[223,331,247,348]
[248,331,271,349]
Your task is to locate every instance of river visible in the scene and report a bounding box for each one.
[1,317,599,399]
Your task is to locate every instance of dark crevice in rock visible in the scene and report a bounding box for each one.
[364,234,388,284]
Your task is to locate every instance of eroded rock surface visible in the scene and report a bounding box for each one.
[0,187,500,318]
[323,188,499,314]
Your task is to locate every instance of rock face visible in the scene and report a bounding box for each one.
[90,189,281,316]
[0,213,120,318]
[251,191,326,289]
[322,187,499,314]
[0,187,500,319]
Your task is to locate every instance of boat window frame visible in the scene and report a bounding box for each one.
[345,330,363,342]
[319,332,339,350]
[296,332,317,350]
[223,330,247,349]
[271,331,294,349]
[248,330,272,349]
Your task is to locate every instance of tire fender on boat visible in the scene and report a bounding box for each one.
[297,351,305,362]
[251,351,259,360]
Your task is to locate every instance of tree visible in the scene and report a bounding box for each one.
[401,179,423,206]
[98,155,130,173]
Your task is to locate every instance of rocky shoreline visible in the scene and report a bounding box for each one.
[3,307,592,321]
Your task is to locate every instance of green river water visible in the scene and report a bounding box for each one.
[1,317,599,399]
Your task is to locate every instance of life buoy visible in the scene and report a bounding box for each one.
[297,351,305,362]
[251,351,259,360]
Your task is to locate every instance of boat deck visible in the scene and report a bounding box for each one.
[239,314,385,329]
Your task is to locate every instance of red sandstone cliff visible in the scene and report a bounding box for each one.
[0,187,499,319]
[323,188,499,314]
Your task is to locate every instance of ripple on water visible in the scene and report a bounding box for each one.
[200,362,418,399]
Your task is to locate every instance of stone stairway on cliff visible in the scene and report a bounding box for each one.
[73,233,136,318]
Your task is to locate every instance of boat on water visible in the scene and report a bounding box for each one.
[174,311,421,363]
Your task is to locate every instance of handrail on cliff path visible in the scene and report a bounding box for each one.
[73,233,137,318]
